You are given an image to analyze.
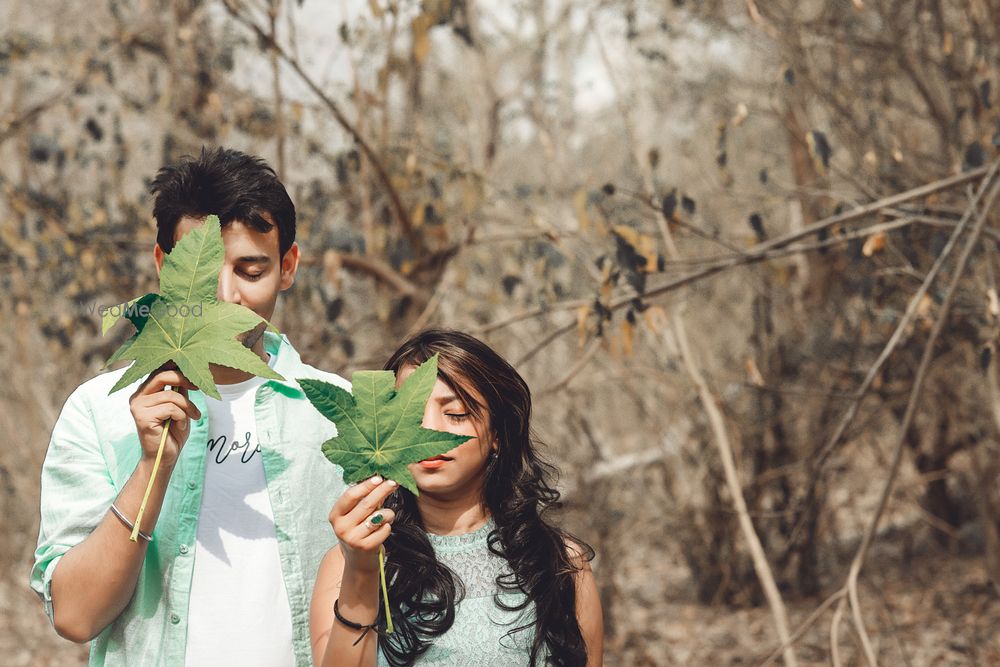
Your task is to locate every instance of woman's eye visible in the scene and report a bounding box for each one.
[446,413,469,423]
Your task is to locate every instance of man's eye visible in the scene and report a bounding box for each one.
[240,270,264,282]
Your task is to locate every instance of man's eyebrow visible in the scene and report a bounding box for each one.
[236,254,271,263]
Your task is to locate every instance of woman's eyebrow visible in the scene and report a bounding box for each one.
[436,394,461,405]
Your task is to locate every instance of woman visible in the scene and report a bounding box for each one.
[310,329,603,666]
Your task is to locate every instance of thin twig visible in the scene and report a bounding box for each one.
[757,588,845,666]
[473,165,991,336]
[324,251,421,298]
[536,337,601,396]
[268,0,286,179]
[592,16,799,663]
[836,167,1000,666]
[222,0,420,251]
[786,161,1000,549]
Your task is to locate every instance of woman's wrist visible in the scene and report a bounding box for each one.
[340,563,378,586]
[333,568,380,631]
[341,556,381,579]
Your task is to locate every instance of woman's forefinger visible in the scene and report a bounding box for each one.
[343,478,398,526]
[332,475,386,518]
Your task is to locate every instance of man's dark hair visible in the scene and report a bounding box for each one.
[150,146,296,256]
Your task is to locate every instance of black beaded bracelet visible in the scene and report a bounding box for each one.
[334,599,381,646]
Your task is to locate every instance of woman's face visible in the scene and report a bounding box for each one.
[395,363,495,499]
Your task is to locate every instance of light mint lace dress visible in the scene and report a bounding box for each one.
[377,519,539,666]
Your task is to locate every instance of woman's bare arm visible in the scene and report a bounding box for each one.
[571,543,604,667]
[310,476,397,667]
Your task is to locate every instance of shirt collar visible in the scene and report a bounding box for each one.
[262,330,309,389]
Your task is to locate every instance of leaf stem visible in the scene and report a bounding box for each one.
[131,389,175,541]
[378,545,393,634]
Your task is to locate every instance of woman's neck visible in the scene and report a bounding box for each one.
[417,491,490,536]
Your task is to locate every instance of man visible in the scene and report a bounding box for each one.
[31,147,349,666]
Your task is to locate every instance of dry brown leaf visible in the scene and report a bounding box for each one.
[573,188,590,233]
[917,293,933,321]
[323,248,342,288]
[622,318,635,358]
[612,224,660,272]
[461,178,481,214]
[412,14,433,65]
[643,305,668,335]
[731,103,749,127]
[862,231,887,257]
[988,288,1000,318]
[577,304,591,348]
[412,203,426,229]
[746,358,765,387]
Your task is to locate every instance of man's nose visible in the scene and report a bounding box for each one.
[216,269,242,305]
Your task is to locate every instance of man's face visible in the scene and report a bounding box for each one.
[153,214,299,324]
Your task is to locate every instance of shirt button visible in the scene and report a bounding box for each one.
[170,613,180,624]
[179,544,189,555]
[187,481,196,490]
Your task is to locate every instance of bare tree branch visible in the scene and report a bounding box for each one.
[327,251,422,299]
[473,165,992,336]
[785,161,1000,551]
[221,0,421,252]
[834,166,1000,667]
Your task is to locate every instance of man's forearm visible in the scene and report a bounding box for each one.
[50,457,173,642]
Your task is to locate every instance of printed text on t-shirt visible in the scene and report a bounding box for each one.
[207,432,262,464]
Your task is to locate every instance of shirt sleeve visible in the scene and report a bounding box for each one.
[30,382,117,626]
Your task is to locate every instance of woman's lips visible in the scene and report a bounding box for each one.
[418,455,452,469]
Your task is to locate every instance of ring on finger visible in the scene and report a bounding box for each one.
[364,511,386,531]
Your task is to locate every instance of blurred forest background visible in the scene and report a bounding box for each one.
[2,0,1000,665]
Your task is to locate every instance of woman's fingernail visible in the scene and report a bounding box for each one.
[370,475,383,484]
[386,480,397,487]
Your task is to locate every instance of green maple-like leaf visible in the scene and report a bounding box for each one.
[103,214,284,399]
[299,354,473,494]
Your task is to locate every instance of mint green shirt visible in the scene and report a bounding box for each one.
[30,332,349,666]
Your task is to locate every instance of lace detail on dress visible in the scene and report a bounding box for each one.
[377,518,539,666]
[429,520,517,600]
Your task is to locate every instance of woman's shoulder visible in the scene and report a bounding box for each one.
[563,536,595,571]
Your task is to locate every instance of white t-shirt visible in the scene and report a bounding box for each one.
[184,358,295,666]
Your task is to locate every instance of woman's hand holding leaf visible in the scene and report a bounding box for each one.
[330,475,397,575]
[129,369,201,470]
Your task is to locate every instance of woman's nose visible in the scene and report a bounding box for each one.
[421,407,441,430]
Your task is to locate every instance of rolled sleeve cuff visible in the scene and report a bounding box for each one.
[37,555,62,626]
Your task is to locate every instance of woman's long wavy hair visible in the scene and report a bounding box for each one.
[376,329,594,666]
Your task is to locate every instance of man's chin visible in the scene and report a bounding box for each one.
[239,321,268,349]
